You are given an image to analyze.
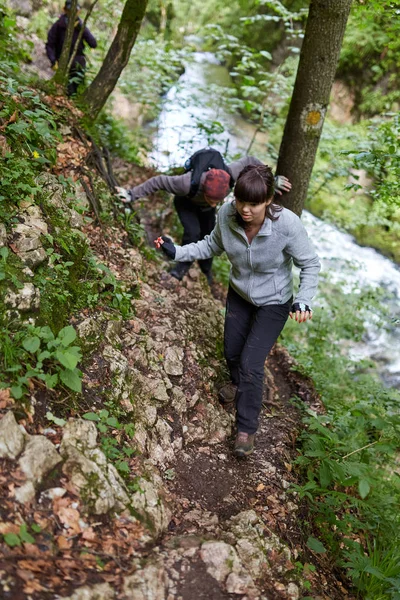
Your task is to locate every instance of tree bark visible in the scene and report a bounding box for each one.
[276,0,352,216]
[81,0,148,120]
[54,0,79,88]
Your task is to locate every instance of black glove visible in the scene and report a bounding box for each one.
[290,302,312,314]
[160,236,176,259]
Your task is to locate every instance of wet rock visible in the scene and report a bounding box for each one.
[131,477,171,535]
[123,562,167,600]
[164,346,184,376]
[0,412,26,459]
[5,283,40,312]
[62,582,115,600]
[19,435,61,482]
[60,420,129,514]
[200,541,241,583]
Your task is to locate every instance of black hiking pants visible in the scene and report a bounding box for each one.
[173,196,216,276]
[224,286,292,435]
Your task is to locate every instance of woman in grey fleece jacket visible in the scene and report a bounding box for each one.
[156,164,320,458]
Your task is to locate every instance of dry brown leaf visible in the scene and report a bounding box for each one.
[23,579,45,594]
[57,507,82,535]
[256,483,265,492]
[16,568,34,582]
[0,522,20,534]
[18,559,49,572]
[57,535,73,550]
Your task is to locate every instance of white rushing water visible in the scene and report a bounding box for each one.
[148,52,400,388]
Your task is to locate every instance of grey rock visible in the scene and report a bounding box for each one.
[0,411,26,459]
[76,317,103,352]
[60,420,129,514]
[61,583,115,600]
[14,481,36,504]
[0,223,7,246]
[226,572,258,596]
[131,477,171,535]
[164,346,184,376]
[287,582,300,600]
[105,319,123,344]
[200,541,241,583]
[5,283,40,312]
[123,562,167,600]
[19,435,61,482]
[62,419,98,450]
[9,0,33,17]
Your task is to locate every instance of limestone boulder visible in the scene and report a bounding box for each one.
[19,435,61,481]
[200,541,241,583]
[122,562,167,600]
[131,477,171,535]
[60,420,129,514]
[0,223,7,246]
[5,283,40,312]
[164,346,184,376]
[0,412,26,459]
[61,583,115,600]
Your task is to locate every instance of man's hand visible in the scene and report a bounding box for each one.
[154,236,176,259]
[51,61,58,71]
[289,302,313,323]
[274,175,292,196]
[115,187,131,203]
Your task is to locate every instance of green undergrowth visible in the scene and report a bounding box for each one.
[280,273,400,599]
[0,75,140,408]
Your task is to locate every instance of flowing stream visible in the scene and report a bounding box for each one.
[146,52,400,388]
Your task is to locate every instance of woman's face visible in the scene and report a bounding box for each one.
[235,198,271,225]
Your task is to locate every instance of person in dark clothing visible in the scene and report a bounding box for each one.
[46,1,97,96]
[155,164,320,457]
[115,155,291,284]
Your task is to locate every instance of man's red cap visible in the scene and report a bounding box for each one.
[203,169,231,201]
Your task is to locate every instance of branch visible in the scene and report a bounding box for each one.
[67,0,99,74]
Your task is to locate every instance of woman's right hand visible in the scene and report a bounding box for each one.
[154,236,176,259]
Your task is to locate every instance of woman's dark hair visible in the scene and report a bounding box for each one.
[234,164,282,225]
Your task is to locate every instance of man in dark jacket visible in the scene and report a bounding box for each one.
[116,154,291,283]
[46,1,97,96]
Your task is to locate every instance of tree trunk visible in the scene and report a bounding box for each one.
[81,0,148,120]
[54,0,79,88]
[276,0,352,216]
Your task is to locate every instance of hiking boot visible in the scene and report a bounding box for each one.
[234,432,255,458]
[218,383,238,405]
[170,262,191,281]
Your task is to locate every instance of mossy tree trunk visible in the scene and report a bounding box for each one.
[81,0,148,120]
[53,0,79,89]
[276,0,353,216]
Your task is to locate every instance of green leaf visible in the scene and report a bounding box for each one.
[22,336,41,353]
[59,368,82,393]
[116,460,130,473]
[97,423,108,433]
[306,537,326,554]
[0,247,9,260]
[319,461,332,488]
[58,325,77,347]
[0,272,5,280]
[11,385,23,400]
[31,523,41,533]
[106,416,120,428]
[45,373,58,389]
[55,349,79,370]
[82,412,100,422]
[46,411,66,427]
[99,409,110,419]
[3,533,21,547]
[19,524,35,544]
[38,350,51,361]
[358,479,370,499]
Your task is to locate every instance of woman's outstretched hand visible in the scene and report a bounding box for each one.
[154,236,176,259]
[115,186,131,203]
[289,302,313,323]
